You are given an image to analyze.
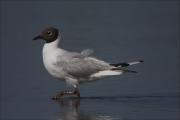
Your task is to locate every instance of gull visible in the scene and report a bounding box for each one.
[33,27,143,99]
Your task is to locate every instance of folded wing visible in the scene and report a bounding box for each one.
[56,54,110,78]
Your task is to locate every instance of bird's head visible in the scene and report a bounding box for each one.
[33,27,59,43]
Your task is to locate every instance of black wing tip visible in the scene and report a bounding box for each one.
[139,60,144,63]
[129,70,138,73]
[124,70,138,73]
[110,60,144,67]
[110,63,129,67]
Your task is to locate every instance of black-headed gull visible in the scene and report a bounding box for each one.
[33,27,143,99]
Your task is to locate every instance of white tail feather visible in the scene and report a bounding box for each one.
[129,61,142,65]
[90,70,123,78]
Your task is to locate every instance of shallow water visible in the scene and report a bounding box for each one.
[1,94,179,120]
[0,1,179,120]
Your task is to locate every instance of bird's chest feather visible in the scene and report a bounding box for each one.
[42,46,66,79]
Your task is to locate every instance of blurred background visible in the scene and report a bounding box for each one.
[0,0,179,120]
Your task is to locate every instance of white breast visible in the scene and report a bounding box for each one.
[42,39,67,80]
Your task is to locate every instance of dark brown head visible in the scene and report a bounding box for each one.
[33,27,59,43]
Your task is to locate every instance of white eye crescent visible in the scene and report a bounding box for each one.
[47,31,53,36]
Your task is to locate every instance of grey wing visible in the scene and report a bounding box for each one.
[57,55,111,78]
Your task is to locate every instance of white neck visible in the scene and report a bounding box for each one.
[42,36,67,56]
[42,37,60,57]
[44,36,60,49]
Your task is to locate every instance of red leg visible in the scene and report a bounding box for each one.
[73,88,80,98]
[52,89,80,100]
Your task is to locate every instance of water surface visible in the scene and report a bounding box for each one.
[1,94,179,120]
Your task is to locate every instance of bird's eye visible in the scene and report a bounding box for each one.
[47,31,53,36]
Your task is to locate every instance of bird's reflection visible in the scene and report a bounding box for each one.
[54,97,115,120]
